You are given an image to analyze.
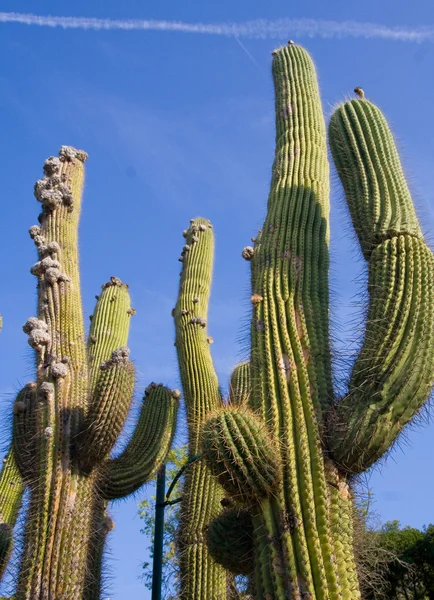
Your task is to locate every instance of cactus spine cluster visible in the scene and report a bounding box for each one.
[175,44,433,599]
[0,147,178,599]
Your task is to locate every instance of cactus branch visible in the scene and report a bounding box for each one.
[328,99,434,473]
[99,385,178,500]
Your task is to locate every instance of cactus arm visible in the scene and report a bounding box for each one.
[75,278,134,470]
[83,495,114,600]
[77,353,135,471]
[174,218,228,599]
[87,277,133,389]
[99,384,178,500]
[0,450,23,529]
[0,449,24,581]
[175,218,222,432]
[12,383,37,480]
[328,99,434,473]
[329,99,422,258]
[228,362,251,407]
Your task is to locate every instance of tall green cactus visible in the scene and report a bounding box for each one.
[0,147,178,599]
[175,44,434,599]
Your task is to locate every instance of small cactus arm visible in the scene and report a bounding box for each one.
[228,362,251,407]
[189,43,433,600]
[0,147,178,600]
[0,450,24,579]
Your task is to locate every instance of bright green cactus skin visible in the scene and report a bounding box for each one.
[201,408,280,503]
[229,362,251,407]
[328,99,434,473]
[0,450,24,579]
[174,217,228,600]
[0,148,178,599]
[179,44,433,600]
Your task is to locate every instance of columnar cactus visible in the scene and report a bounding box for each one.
[0,147,178,599]
[175,44,434,599]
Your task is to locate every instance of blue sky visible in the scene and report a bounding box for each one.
[0,1,433,598]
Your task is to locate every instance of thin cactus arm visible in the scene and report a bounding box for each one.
[228,362,251,407]
[0,450,23,528]
[175,217,222,432]
[77,277,134,471]
[328,99,434,474]
[87,276,133,390]
[174,217,228,600]
[77,349,135,471]
[12,383,37,480]
[0,449,24,580]
[83,495,114,600]
[99,384,179,500]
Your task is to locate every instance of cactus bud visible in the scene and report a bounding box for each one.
[242,246,254,260]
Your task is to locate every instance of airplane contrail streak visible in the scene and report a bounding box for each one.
[0,12,433,43]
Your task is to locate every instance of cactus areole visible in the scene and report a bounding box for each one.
[175,44,434,600]
[0,147,178,599]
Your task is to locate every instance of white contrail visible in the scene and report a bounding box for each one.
[0,12,433,43]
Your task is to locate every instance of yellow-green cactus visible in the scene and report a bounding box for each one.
[176,44,433,600]
[1,147,178,599]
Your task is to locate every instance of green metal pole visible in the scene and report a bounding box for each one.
[151,464,166,600]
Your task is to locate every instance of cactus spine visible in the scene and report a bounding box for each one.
[1,148,178,599]
[176,44,433,599]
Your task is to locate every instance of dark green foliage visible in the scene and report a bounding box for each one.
[362,521,434,600]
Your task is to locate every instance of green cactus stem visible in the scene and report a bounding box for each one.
[0,147,178,599]
[12,383,37,480]
[228,362,251,407]
[0,450,24,579]
[99,384,179,500]
[174,218,227,600]
[328,99,434,473]
[83,495,114,600]
[193,43,433,600]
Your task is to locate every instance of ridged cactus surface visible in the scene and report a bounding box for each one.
[0,148,178,599]
[174,44,433,600]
